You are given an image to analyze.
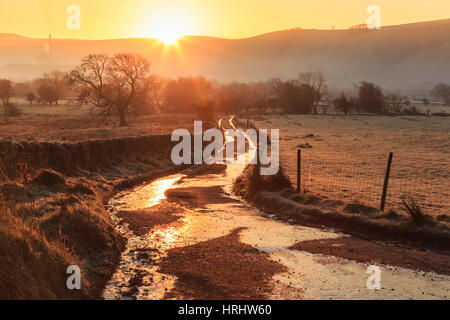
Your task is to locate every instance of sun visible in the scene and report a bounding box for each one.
[157,29,183,45]
[150,15,187,45]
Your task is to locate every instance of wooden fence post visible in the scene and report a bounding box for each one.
[297,149,301,193]
[380,152,394,211]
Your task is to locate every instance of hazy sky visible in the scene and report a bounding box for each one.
[0,0,449,39]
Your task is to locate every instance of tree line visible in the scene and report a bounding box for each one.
[1,53,449,125]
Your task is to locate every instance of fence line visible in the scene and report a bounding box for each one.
[282,149,449,218]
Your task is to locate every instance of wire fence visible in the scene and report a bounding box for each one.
[281,149,450,218]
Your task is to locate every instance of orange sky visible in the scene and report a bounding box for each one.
[0,0,449,39]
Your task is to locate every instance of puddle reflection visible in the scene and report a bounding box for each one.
[113,175,184,211]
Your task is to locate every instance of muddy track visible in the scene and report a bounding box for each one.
[103,117,450,300]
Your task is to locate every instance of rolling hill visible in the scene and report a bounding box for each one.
[1,19,449,93]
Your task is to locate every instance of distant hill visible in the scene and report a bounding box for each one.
[1,19,449,93]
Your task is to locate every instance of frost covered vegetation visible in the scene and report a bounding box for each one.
[252,115,450,219]
[2,52,449,131]
[233,113,450,251]
[233,164,450,251]
[0,132,187,299]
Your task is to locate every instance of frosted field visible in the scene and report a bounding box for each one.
[253,115,450,218]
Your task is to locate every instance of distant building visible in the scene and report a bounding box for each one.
[36,34,56,65]
[347,24,368,30]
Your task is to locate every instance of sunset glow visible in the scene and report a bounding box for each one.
[148,14,187,45]
[0,0,449,40]
[0,0,449,304]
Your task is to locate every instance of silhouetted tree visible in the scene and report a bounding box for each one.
[385,92,409,114]
[432,83,450,105]
[195,99,215,122]
[35,70,69,105]
[298,72,328,115]
[148,75,165,112]
[0,79,14,123]
[164,76,212,115]
[128,76,159,116]
[13,81,32,97]
[25,92,36,105]
[334,92,356,115]
[272,78,314,114]
[36,82,56,105]
[358,81,385,113]
[213,81,256,115]
[252,81,270,114]
[69,53,152,126]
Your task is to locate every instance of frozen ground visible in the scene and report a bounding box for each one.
[253,115,449,218]
[0,105,197,142]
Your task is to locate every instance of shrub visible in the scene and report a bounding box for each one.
[233,164,291,199]
[32,170,66,188]
[6,103,22,117]
[400,195,427,225]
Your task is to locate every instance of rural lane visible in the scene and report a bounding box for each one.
[102,117,450,300]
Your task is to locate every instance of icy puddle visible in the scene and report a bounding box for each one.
[110,175,185,211]
[103,174,185,300]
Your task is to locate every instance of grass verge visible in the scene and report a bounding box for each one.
[0,135,184,299]
[233,164,450,252]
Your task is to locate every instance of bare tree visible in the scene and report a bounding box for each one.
[0,79,14,123]
[25,92,36,105]
[432,83,450,105]
[13,81,32,97]
[358,81,385,114]
[148,75,165,112]
[269,77,315,114]
[69,53,152,126]
[164,76,212,114]
[334,92,356,115]
[252,81,270,113]
[385,92,409,114]
[34,70,69,105]
[298,72,328,115]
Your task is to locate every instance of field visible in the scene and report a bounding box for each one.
[252,114,450,218]
[0,104,196,142]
